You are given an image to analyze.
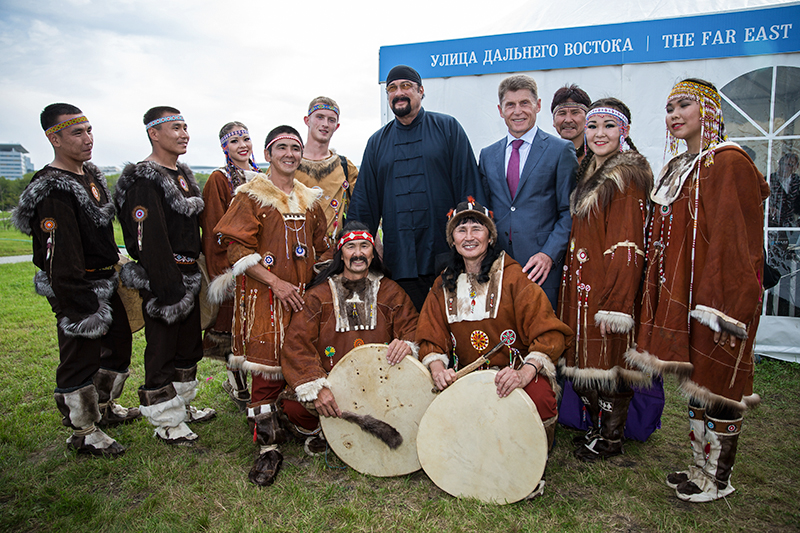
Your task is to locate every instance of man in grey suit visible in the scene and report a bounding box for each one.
[479,74,578,310]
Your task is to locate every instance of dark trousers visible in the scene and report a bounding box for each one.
[51,290,132,390]
[141,291,203,389]
[395,275,436,312]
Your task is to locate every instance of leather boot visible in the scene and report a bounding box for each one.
[572,386,600,445]
[93,368,141,427]
[173,366,216,423]
[55,383,125,456]
[676,416,741,502]
[574,389,633,462]
[139,384,198,444]
[247,403,288,487]
[222,367,250,412]
[666,405,706,488]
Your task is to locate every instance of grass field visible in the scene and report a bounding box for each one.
[1,261,799,533]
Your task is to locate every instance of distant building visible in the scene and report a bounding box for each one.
[97,166,121,175]
[0,144,33,180]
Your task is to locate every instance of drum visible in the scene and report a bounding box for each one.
[115,255,143,333]
[416,370,547,504]
[320,343,437,477]
[197,254,219,331]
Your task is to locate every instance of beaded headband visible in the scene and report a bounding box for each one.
[338,230,375,250]
[665,81,725,166]
[45,115,88,136]
[146,114,184,130]
[552,102,588,115]
[220,129,249,146]
[585,107,630,152]
[308,103,340,116]
[265,134,303,151]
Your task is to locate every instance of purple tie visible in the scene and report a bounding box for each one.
[507,139,524,198]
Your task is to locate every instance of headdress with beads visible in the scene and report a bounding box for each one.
[665,80,726,166]
[445,196,497,247]
[337,229,375,250]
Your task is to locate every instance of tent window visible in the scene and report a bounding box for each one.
[723,66,800,317]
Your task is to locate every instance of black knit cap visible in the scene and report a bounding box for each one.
[386,65,422,85]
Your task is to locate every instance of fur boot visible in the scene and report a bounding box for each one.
[93,368,141,427]
[572,386,600,445]
[54,383,125,456]
[676,416,741,502]
[666,405,706,488]
[173,366,216,423]
[247,403,288,486]
[139,384,197,444]
[574,389,633,462]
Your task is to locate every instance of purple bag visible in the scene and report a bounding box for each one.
[559,376,665,442]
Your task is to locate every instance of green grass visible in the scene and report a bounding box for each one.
[1,261,799,532]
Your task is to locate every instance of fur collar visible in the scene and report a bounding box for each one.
[12,163,115,236]
[298,149,340,181]
[235,173,322,214]
[570,151,653,218]
[115,161,203,217]
[328,271,384,332]
[651,141,739,206]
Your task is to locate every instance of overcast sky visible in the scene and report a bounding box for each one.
[0,0,787,171]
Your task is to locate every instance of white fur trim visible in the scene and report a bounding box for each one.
[294,378,330,403]
[207,270,235,304]
[239,360,283,381]
[421,352,449,369]
[232,253,263,277]
[227,355,245,370]
[140,394,187,427]
[523,351,557,380]
[172,379,198,405]
[594,310,635,334]
[403,340,420,360]
[690,305,748,339]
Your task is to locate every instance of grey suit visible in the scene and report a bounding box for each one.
[479,129,578,308]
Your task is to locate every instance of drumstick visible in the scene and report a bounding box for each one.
[339,411,403,449]
[432,340,506,393]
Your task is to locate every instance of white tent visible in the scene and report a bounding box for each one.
[378,1,800,362]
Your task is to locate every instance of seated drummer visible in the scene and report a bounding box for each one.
[416,197,573,494]
[281,221,420,454]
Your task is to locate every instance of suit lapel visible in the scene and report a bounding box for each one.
[518,130,547,195]
[490,138,512,204]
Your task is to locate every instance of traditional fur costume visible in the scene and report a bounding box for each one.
[417,252,572,422]
[12,163,136,454]
[282,272,419,403]
[557,150,654,460]
[626,143,769,502]
[213,173,329,392]
[115,160,213,443]
[200,167,257,409]
[295,150,358,245]
[626,144,767,410]
[560,150,653,387]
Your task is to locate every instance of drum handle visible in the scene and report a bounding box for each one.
[432,341,505,393]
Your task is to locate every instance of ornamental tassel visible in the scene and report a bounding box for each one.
[137,221,143,251]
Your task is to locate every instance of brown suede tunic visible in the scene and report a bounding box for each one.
[558,151,653,389]
[417,253,572,380]
[213,174,329,378]
[628,144,769,410]
[281,272,418,400]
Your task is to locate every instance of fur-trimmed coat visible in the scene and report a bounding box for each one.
[558,151,653,389]
[416,252,572,397]
[212,174,329,379]
[282,272,419,402]
[626,144,769,411]
[12,164,119,337]
[295,150,358,243]
[114,161,203,324]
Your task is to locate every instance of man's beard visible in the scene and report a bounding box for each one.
[391,96,412,117]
